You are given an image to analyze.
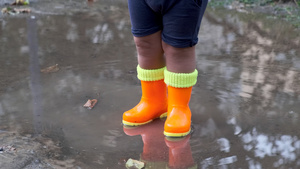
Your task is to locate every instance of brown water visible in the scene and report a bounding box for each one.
[1,0,300,168]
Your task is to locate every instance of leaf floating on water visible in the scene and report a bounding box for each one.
[83,99,98,109]
[40,64,59,73]
[125,158,145,169]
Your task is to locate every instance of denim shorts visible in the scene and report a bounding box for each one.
[128,0,208,48]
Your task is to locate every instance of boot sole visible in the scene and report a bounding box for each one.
[122,112,167,126]
[164,129,191,138]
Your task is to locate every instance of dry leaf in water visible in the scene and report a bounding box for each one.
[83,99,98,109]
[41,64,59,73]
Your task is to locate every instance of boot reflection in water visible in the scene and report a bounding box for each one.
[165,135,196,169]
[123,119,168,168]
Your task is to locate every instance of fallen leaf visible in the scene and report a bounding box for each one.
[83,99,98,109]
[41,64,59,73]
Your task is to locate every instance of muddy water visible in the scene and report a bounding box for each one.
[1,0,300,169]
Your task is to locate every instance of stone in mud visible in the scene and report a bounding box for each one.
[125,158,145,169]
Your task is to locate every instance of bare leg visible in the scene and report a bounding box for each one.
[134,31,165,69]
[162,41,196,73]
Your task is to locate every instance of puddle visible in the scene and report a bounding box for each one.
[1,1,300,168]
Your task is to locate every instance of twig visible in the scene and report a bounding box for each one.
[294,0,299,7]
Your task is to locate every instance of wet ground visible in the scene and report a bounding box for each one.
[1,0,300,169]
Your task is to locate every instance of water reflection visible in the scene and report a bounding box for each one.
[241,129,300,167]
[123,119,196,169]
[193,8,300,169]
[27,16,43,134]
[0,1,300,168]
[0,1,136,168]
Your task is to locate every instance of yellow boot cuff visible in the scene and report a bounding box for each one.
[164,69,198,88]
[137,65,165,81]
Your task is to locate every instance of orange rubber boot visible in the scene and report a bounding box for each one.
[163,69,198,137]
[123,66,167,126]
[123,80,167,126]
[164,86,192,137]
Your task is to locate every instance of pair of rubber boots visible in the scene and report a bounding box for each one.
[123,65,198,137]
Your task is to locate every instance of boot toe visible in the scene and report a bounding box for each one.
[164,110,191,137]
[164,122,191,134]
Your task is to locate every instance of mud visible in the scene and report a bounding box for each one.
[0,0,300,169]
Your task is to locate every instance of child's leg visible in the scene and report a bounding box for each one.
[123,32,167,126]
[124,1,167,126]
[162,42,196,73]
[159,0,207,137]
[134,31,165,69]
[163,42,198,137]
